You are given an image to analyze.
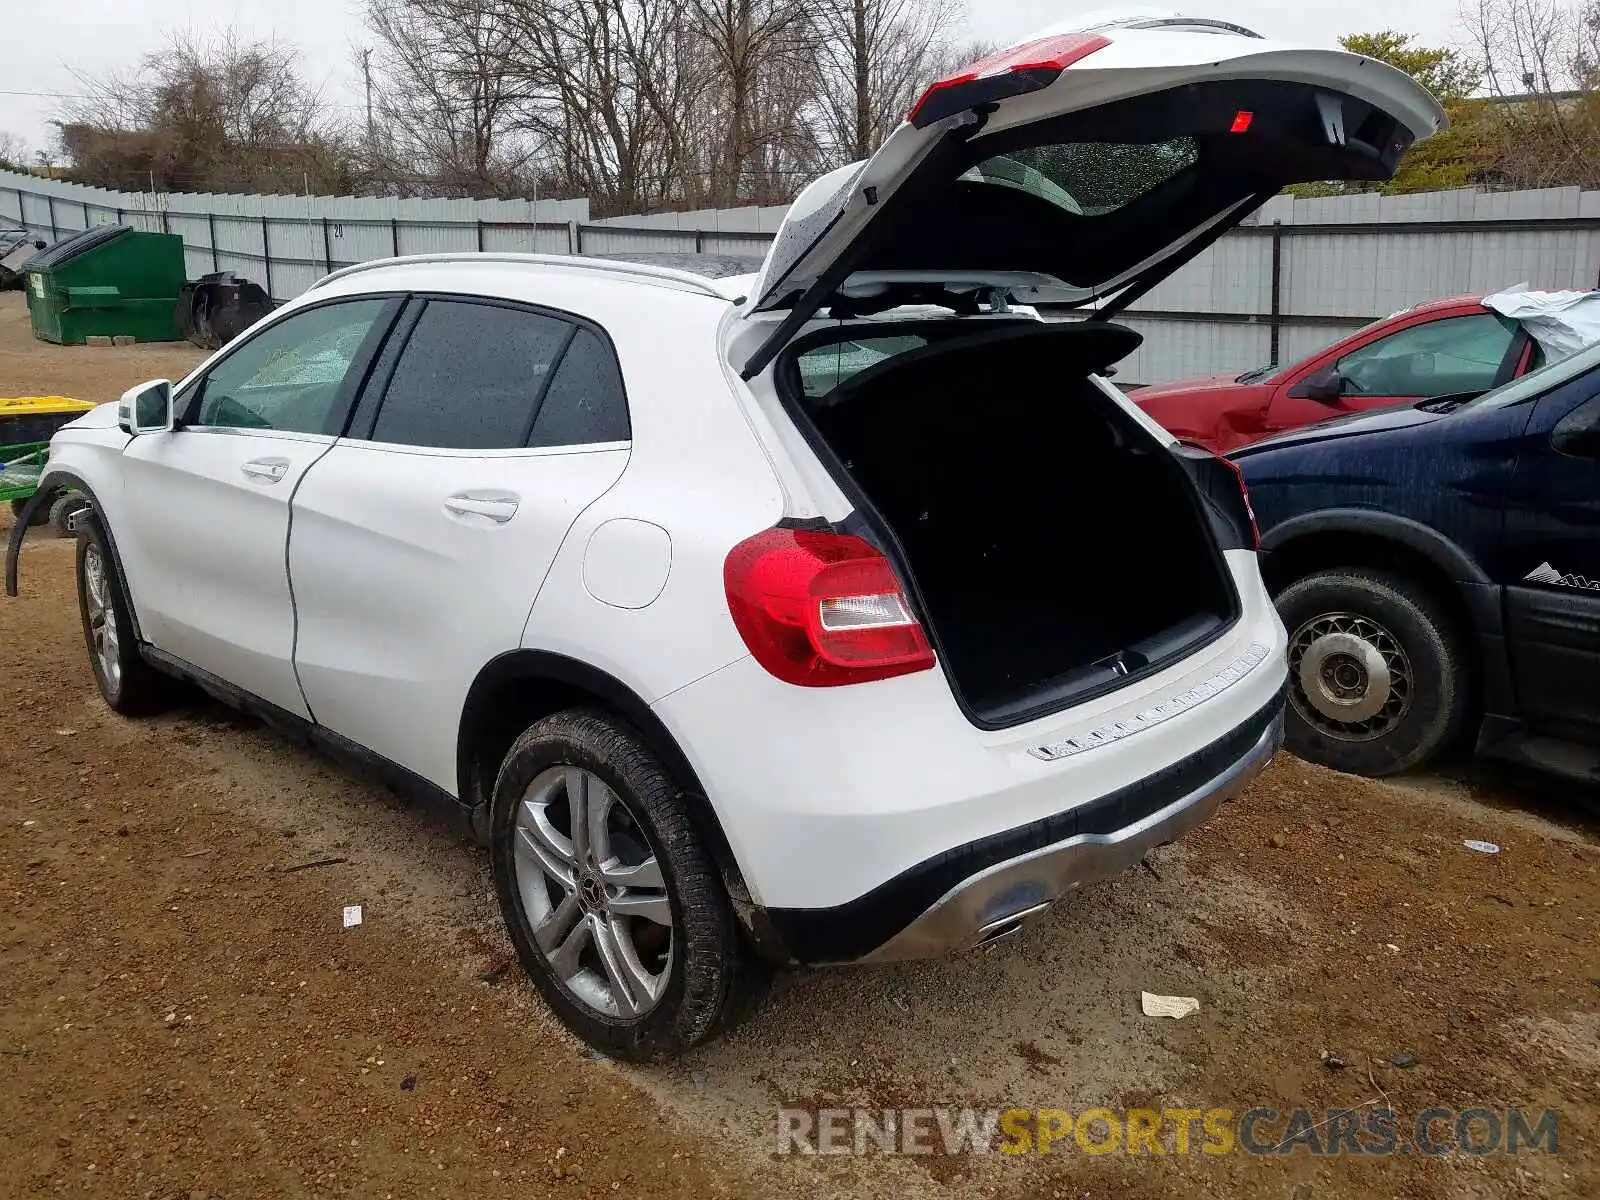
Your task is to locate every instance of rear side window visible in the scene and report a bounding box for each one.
[529,328,631,447]
[370,300,569,449]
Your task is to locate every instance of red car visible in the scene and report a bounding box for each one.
[1132,295,1544,453]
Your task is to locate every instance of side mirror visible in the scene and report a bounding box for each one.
[1289,366,1345,404]
[1552,406,1600,459]
[118,380,174,436]
[32,240,46,250]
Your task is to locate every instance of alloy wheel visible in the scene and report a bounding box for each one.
[83,544,121,693]
[512,766,674,1018]
[1288,611,1412,741]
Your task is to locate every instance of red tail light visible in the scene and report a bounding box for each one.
[724,528,935,687]
[909,33,1111,128]
[1218,455,1260,550]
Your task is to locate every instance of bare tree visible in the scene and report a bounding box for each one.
[365,0,534,197]
[356,0,976,210]
[1462,0,1600,187]
[683,0,817,203]
[57,32,353,193]
[808,0,962,162]
[0,131,30,171]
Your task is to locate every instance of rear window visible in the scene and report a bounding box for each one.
[795,334,933,398]
[369,300,569,449]
[528,327,631,447]
[964,139,1198,218]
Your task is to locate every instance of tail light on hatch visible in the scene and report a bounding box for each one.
[908,33,1111,128]
[724,528,935,686]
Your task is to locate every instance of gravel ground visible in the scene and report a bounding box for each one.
[1,295,1597,1198]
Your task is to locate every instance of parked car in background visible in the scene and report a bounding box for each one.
[1135,295,1547,452]
[6,13,1444,1057]
[1234,343,1600,782]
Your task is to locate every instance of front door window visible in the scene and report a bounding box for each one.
[1335,313,1516,399]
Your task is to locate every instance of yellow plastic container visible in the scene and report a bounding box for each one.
[0,395,95,445]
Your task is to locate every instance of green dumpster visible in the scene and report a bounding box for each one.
[25,225,186,345]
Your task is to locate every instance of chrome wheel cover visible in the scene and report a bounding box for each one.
[1289,611,1412,741]
[512,766,673,1019]
[83,544,121,693]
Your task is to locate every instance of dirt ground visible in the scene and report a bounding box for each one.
[2,294,1597,1198]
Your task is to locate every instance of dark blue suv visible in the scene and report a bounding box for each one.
[1233,346,1600,781]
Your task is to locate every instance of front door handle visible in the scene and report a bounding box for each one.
[444,493,519,524]
[241,458,289,483]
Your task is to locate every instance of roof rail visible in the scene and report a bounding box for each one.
[311,252,731,300]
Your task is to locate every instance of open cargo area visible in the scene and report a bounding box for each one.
[793,322,1240,725]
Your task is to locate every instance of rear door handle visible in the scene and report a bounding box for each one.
[241,458,289,483]
[444,493,519,524]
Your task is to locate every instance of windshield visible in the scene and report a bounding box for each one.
[1456,335,1600,411]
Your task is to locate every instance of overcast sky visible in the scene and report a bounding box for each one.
[1,0,1465,160]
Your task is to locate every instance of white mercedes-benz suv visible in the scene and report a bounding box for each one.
[7,15,1441,1059]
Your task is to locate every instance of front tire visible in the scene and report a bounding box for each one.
[489,707,752,1061]
[76,523,172,715]
[1276,569,1470,776]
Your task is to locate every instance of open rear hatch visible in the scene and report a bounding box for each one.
[741,13,1442,727]
[738,12,1444,377]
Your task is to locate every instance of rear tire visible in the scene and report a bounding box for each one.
[76,522,173,715]
[489,707,754,1061]
[1275,569,1470,776]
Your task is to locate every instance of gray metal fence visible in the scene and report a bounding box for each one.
[6,169,1600,384]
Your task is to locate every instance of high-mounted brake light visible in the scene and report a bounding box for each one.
[1229,110,1254,133]
[908,33,1112,129]
[724,528,935,687]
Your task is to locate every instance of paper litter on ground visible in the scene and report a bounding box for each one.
[1140,991,1200,1020]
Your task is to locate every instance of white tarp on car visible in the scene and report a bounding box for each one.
[1483,287,1600,361]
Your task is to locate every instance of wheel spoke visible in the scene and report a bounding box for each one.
[585,777,615,867]
[600,856,662,890]
[545,911,594,980]
[84,552,105,617]
[534,891,583,955]
[609,889,672,926]
[565,768,593,866]
[593,916,658,1016]
[515,804,577,885]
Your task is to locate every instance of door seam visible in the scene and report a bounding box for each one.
[286,439,343,723]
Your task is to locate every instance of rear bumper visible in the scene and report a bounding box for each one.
[753,687,1285,964]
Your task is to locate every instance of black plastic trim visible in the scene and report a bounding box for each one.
[139,643,474,833]
[455,650,752,907]
[760,684,1288,964]
[5,472,135,631]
